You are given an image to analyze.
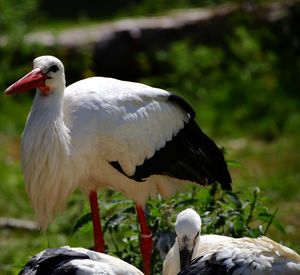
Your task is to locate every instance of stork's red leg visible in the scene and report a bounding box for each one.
[136,204,153,275]
[89,190,105,253]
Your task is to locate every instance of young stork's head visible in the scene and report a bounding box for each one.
[175,208,201,270]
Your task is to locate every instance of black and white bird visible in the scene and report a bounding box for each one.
[163,208,300,275]
[5,56,231,275]
[19,246,143,275]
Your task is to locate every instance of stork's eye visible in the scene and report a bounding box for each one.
[48,65,59,73]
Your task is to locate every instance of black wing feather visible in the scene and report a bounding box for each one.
[178,254,232,275]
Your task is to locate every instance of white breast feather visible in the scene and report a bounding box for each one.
[21,93,73,229]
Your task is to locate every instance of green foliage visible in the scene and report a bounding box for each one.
[0,0,38,37]
[73,185,282,274]
[0,0,39,91]
[140,25,300,140]
[2,1,300,141]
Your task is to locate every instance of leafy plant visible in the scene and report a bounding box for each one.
[73,184,282,274]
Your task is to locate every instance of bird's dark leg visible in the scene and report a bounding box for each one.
[136,204,153,275]
[89,190,105,253]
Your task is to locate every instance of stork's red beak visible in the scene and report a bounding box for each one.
[5,68,47,95]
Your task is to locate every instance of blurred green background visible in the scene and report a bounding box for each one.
[1,0,300,274]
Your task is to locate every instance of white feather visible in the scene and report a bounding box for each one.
[20,56,190,229]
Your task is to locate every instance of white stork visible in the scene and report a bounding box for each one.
[19,246,143,275]
[163,208,300,275]
[5,56,231,275]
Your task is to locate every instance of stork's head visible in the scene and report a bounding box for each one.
[175,208,201,270]
[5,55,65,96]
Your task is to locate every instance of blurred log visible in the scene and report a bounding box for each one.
[24,1,300,48]
[24,3,238,48]
[0,217,39,231]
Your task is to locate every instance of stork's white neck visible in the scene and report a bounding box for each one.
[21,87,72,229]
[23,88,69,153]
[31,87,64,117]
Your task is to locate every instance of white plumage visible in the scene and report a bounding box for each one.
[163,208,300,275]
[19,246,143,275]
[5,56,231,228]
